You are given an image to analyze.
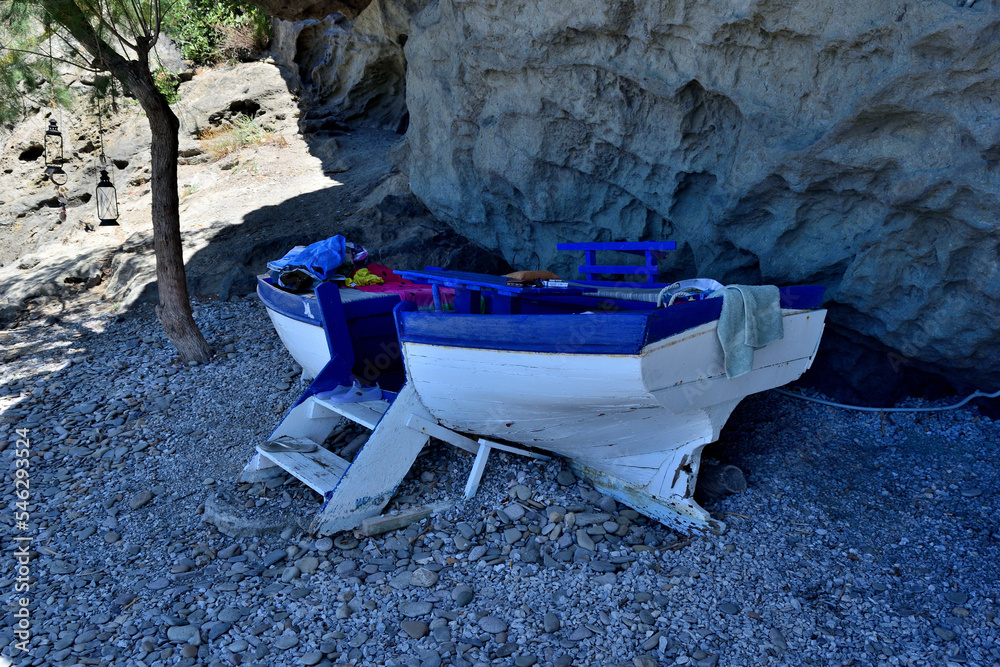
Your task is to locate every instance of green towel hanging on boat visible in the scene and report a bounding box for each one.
[713,285,784,378]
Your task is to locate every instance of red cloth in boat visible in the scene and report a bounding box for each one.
[355,263,455,309]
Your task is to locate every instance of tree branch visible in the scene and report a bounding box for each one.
[0,44,100,71]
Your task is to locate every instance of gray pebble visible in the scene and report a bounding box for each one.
[945,591,968,605]
[400,601,433,617]
[411,567,439,587]
[166,625,200,643]
[543,612,560,633]
[770,627,788,651]
[479,616,507,633]
[296,556,319,574]
[146,577,170,590]
[401,621,429,638]
[128,489,153,510]
[576,530,595,552]
[505,503,526,521]
[275,632,298,649]
[300,651,324,666]
[218,608,241,623]
[718,602,740,615]
[452,584,474,607]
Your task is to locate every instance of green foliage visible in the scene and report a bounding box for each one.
[153,68,180,104]
[0,20,53,124]
[163,0,270,65]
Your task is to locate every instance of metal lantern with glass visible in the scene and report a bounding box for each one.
[43,119,68,185]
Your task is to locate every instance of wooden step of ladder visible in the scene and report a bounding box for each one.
[309,395,389,429]
[309,383,430,535]
[254,437,349,495]
[240,394,389,483]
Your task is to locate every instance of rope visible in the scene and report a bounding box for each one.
[48,33,55,108]
[97,96,106,165]
[774,388,1000,414]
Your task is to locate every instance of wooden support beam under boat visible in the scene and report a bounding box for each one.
[568,459,726,536]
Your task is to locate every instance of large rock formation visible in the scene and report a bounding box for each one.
[395,0,1000,395]
[269,0,429,132]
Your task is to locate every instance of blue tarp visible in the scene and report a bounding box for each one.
[269,235,348,289]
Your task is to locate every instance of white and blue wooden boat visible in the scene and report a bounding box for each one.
[246,242,826,536]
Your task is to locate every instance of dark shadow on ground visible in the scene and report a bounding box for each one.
[175,189,510,306]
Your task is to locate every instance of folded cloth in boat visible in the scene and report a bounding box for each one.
[713,285,783,379]
[273,235,348,289]
[357,263,456,310]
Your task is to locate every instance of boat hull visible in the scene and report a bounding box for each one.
[263,306,331,380]
[401,309,826,533]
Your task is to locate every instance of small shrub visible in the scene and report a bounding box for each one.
[163,0,271,65]
[199,115,282,160]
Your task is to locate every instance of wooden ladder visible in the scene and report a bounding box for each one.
[242,280,547,535]
[241,383,428,534]
[240,383,550,535]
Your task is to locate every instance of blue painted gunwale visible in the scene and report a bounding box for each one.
[256,275,400,325]
[395,286,825,356]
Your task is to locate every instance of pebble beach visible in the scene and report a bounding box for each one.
[1,294,998,667]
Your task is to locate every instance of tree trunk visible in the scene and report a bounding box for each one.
[143,95,213,363]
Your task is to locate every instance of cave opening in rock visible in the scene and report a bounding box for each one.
[19,145,45,162]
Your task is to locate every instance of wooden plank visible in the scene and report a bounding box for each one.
[256,440,349,495]
[269,399,343,446]
[464,441,491,499]
[558,241,677,253]
[477,438,551,461]
[359,501,454,537]
[310,383,431,535]
[311,397,389,430]
[404,415,479,454]
[405,415,552,462]
[568,459,725,537]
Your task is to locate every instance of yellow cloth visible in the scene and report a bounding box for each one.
[348,268,384,287]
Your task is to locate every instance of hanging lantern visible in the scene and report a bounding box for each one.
[95,169,119,226]
[43,119,68,185]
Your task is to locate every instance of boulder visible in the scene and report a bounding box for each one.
[174,61,301,140]
[400,0,1000,393]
